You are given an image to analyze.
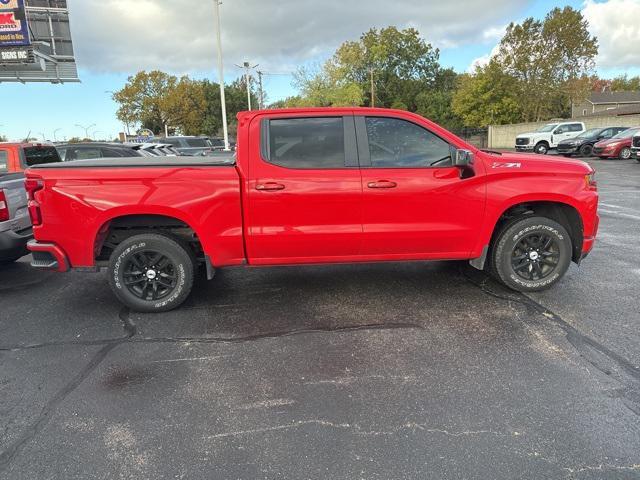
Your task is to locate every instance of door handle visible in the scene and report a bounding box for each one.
[367,180,397,189]
[256,182,285,191]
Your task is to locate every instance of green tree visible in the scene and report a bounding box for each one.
[292,26,442,110]
[452,61,523,127]
[610,75,640,91]
[496,6,598,121]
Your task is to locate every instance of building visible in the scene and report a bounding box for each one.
[572,91,640,118]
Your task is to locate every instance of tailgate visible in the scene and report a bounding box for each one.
[0,173,30,233]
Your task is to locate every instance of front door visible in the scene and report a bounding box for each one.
[357,115,486,259]
[246,115,363,264]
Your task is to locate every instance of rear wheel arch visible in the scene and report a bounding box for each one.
[94,213,207,266]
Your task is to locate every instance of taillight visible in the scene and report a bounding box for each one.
[585,172,597,190]
[25,177,44,226]
[0,190,9,222]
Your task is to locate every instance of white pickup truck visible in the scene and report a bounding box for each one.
[632,131,640,162]
[515,121,586,154]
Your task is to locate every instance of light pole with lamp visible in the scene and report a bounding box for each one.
[75,123,96,140]
[212,0,230,151]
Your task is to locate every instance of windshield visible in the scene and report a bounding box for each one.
[536,124,558,132]
[580,128,603,139]
[612,128,637,139]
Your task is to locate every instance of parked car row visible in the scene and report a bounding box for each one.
[515,122,640,159]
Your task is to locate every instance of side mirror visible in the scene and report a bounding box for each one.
[455,149,474,167]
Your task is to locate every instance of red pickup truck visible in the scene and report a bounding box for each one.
[25,108,599,312]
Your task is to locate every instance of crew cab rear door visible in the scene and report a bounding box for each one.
[245,114,363,264]
[356,115,485,258]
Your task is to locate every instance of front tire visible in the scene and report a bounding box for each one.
[534,142,549,155]
[579,144,593,157]
[108,234,195,312]
[491,216,572,292]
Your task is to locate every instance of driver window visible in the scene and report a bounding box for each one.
[555,127,566,134]
[365,117,451,168]
[600,129,612,138]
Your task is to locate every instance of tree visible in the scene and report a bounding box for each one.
[495,7,598,121]
[113,70,178,134]
[452,61,523,127]
[610,75,640,92]
[160,76,207,135]
[292,26,442,110]
[416,68,464,130]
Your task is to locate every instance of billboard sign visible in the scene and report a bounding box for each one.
[0,0,79,83]
[0,0,30,47]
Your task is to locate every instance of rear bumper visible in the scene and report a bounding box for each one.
[27,240,70,272]
[0,227,32,261]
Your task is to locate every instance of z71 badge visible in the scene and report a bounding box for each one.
[492,162,522,169]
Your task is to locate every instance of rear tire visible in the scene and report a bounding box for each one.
[108,234,195,312]
[491,216,572,292]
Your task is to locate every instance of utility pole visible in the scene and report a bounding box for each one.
[257,70,264,110]
[212,0,230,151]
[236,61,258,110]
[370,68,375,108]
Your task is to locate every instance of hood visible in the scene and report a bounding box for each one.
[516,131,542,138]
[485,151,592,175]
[595,137,631,147]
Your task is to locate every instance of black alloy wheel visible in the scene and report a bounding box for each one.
[510,233,560,282]
[122,250,177,301]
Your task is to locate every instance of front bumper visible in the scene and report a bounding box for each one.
[557,145,578,154]
[515,145,534,151]
[0,227,32,261]
[27,240,70,272]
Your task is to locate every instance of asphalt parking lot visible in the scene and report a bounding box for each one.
[1,158,639,479]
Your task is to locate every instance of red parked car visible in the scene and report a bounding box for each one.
[24,108,599,312]
[592,127,639,159]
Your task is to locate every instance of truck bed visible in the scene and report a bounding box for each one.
[30,154,236,169]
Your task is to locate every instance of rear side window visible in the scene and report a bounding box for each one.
[0,150,8,172]
[185,138,211,148]
[23,146,62,166]
[267,117,346,169]
[365,117,451,168]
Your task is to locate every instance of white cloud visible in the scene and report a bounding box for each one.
[66,0,527,74]
[468,44,501,72]
[583,0,640,69]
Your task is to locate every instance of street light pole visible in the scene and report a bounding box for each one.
[75,123,96,140]
[213,0,230,151]
[53,128,62,143]
[236,61,258,111]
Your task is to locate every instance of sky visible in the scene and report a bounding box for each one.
[2,0,640,141]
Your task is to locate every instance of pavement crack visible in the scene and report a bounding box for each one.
[205,420,511,440]
[130,322,424,346]
[0,342,118,472]
[461,267,640,388]
[0,308,137,472]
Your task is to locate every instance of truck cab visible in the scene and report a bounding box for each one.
[0,143,62,173]
[515,121,586,154]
